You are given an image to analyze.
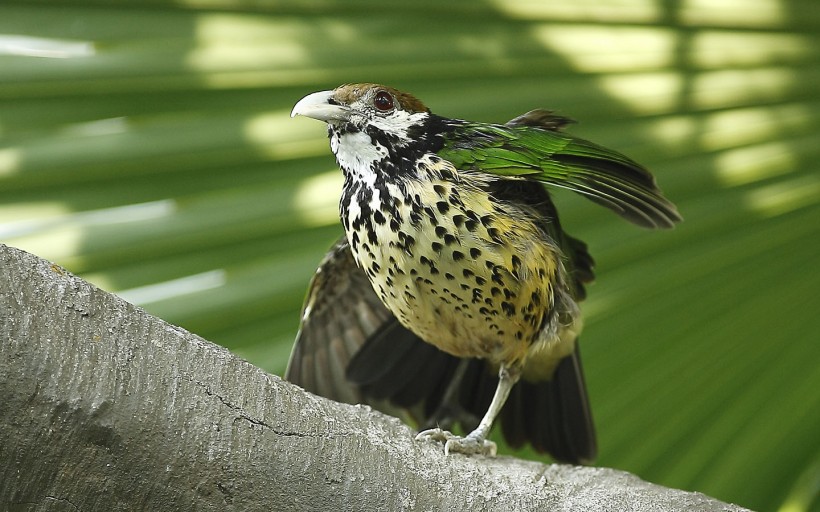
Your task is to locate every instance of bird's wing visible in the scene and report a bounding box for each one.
[437,112,682,229]
[284,236,394,405]
[285,236,482,426]
[284,237,461,412]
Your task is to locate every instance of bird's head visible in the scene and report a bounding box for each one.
[291,83,431,141]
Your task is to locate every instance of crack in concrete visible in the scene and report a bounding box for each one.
[192,378,344,439]
[45,495,81,511]
[194,381,326,437]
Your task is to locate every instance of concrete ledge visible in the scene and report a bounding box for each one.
[0,244,749,511]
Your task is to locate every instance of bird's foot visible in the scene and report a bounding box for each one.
[415,428,497,457]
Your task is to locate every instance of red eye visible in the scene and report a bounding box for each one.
[373,90,394,112]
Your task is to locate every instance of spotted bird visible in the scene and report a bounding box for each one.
[286,83,680,462]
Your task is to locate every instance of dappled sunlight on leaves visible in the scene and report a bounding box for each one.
[293,169,343,228]
[745,175,820,218]
[1,1,818,510]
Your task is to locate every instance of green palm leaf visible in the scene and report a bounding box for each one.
[1,2,818,510]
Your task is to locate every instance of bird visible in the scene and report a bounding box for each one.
[286,83,680,463]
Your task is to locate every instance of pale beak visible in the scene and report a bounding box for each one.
[291,90,350,122]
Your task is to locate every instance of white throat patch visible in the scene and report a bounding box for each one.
[331,131,387,181]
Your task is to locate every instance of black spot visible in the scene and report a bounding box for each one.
[465,219,478,232]
[389,218,400,232]
[373,210,386,225]
[410,268,418,275]
[430,267,440,275]
[433,184,447,197]
[511,255,522,270]
[431,241,443,253]
[470,248,481,259]
[485,260,495,269]
[475,276,486,286]
[371,262,380,273]
[479,307,490,316]
[491,287,501,297]
[480,215,493,227]
[501,301,515,316]
[436,201,449,214]
[439,167,456,180]
[444,234,457,246]
[452,250,465,261]
[445,272,455,281]
[453,214,465,228]
[462,268,474,278]
[435,226,447,238]
[424,206,436,221]
[487,227,502,243]
[531,291,541,306]
[460,283,471,290]
[448,192,462,206]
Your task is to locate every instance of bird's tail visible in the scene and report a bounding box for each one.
[348,325,597,464]
[499,345,597,464]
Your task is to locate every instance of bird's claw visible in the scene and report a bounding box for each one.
[415,428,497,457]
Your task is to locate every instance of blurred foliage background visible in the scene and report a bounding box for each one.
[1,1,819,510]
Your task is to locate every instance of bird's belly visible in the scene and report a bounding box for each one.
[345,178,569,366]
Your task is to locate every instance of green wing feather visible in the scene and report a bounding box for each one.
[438,113,682,229]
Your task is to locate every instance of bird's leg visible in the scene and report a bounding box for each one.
[416,363,521,456]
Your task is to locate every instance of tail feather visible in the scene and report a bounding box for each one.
[347,328,597,464]
[499,345,596,464]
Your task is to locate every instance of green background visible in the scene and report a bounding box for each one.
[2,2,819,510]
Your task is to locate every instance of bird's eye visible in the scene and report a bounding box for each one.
[373,91,395,112]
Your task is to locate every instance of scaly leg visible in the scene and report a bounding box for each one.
[416,363,521,456]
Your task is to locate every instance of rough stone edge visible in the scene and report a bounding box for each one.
[0,244,750,512]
